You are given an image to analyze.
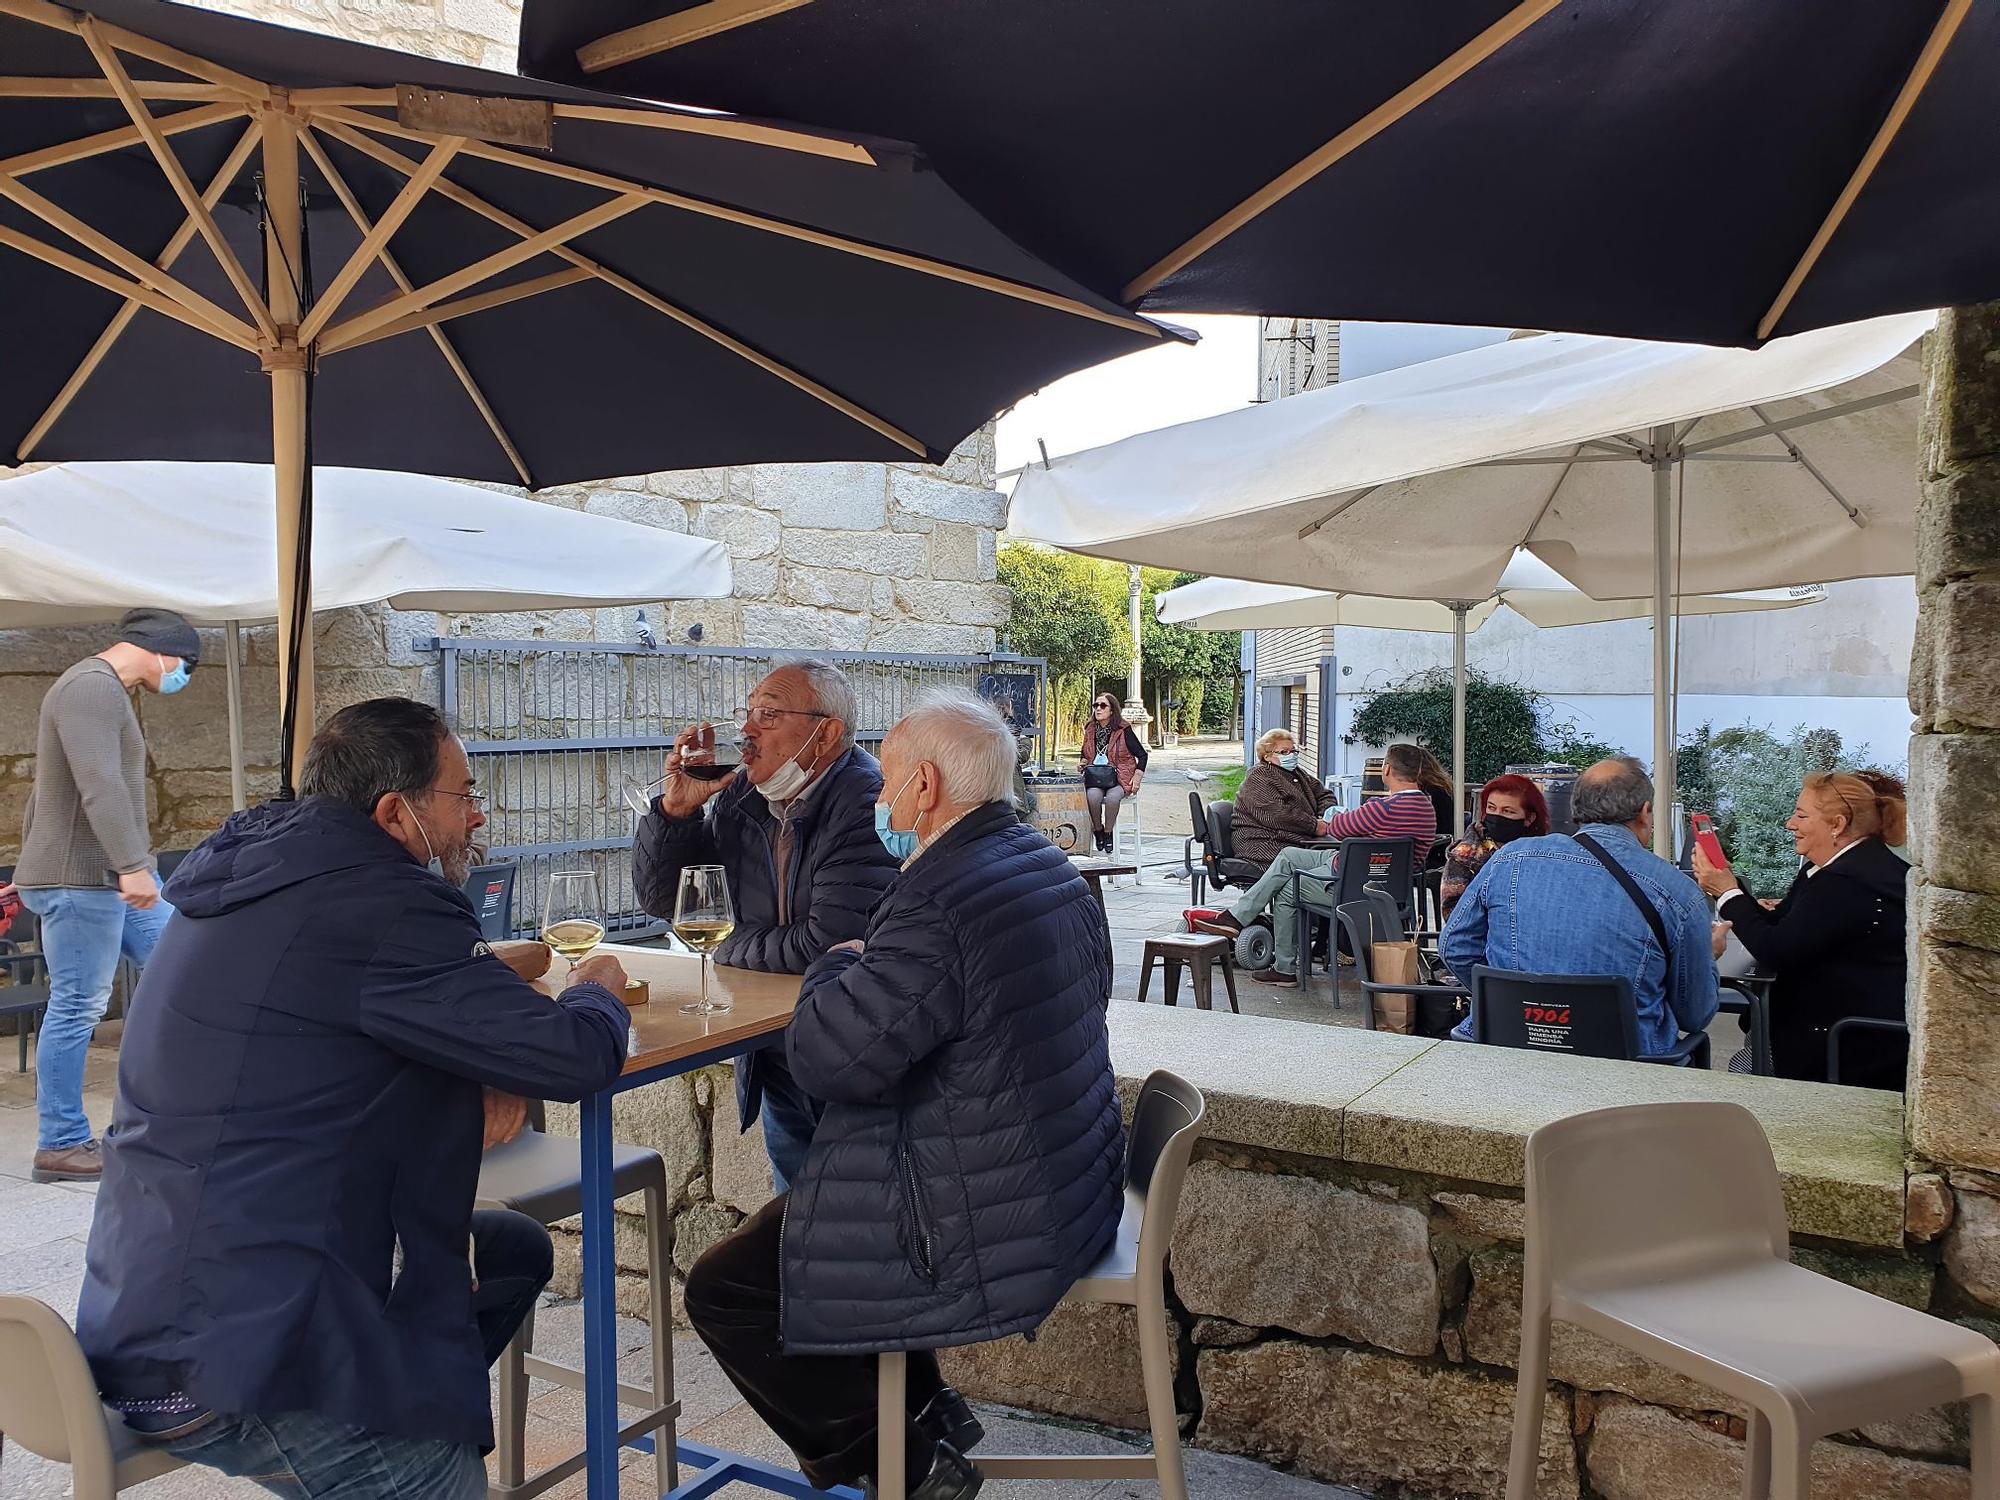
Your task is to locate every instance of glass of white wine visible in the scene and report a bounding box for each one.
[541,869,605,980]
[673,863,735,1016]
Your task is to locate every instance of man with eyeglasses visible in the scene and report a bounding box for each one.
[76,698,633,1497]
[635,661,900,1189]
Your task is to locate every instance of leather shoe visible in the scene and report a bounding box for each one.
[862,1440,983,1500]
[32,1139,102,1183]
[914,1386,985,1453]
[1191,912,1242,937]
[1248,967,1298,988]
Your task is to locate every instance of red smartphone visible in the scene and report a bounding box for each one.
[1690,813,1729,869]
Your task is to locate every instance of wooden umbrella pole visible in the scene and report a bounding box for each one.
[225,620,248,811]
[262,104,314,791]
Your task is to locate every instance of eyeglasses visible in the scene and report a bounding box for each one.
[1094,701,1114,710]
[430,787,488,810]
[732,706,830,731]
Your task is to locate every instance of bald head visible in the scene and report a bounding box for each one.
[1574,756,1654,841]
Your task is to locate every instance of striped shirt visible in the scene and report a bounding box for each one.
[1325,789,1438,863]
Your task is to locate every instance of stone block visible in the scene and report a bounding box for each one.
[139,660,281,772]
[672,1202,741,1276]
[1586,1400,1971,1500]
[1197,1341,1579,1500]
[1944,1180,2000,1309]
[0,675,50,757]
[438,0,518,44]
[310,606,386,669]
[707,1074,774,1215]
[1910,941,2000,1173]
[383,607,441,667]
[549,1229,657,1322]
[1910,734,2000,898]
[1433,1190,1528,1242]
[1858,1405,1970,1465]
[780,529,930,578]
[1463,1248,1739,1414]
[730,560,780,601]
[1929,582,2000,729]
[888,470,1006,528]
[1916,458,2000,590]
[1190,1317,1258,1348]
[740,604,870,650]
[647,468,728,504]
[752,463,888,530]
[1171,1162,1438,1356]
[865,623,993,654]
[1792,1246,1935,1309]
[891,581,1011,627]
[0,626,116,673]
[928,524,996,583]
[581,490,690,533]
[936,1299,1180,1431]
[781,566,878,612]
[695,504,781,559]
[545,1074,703,1206]
[1915,885,2000,954]
[668,599,740,648]
[1909,1173,1956,1243]
[936,423,997,488]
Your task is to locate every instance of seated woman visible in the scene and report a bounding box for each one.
[1078,693,1146,854]
[1230,728,1337,870]
[1404,745,1459,865]
[1693,771,1908,1089]
[1440,773,1552,921]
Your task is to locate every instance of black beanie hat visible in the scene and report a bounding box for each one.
[116,608,202,667]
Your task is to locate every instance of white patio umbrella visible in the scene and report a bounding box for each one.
[1156,551,1825,819]
[1013,312,1930,852]
[0,460,732,806]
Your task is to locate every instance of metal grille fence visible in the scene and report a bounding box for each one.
[430,637,1047,938]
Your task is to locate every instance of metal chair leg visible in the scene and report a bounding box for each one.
[876,1351,908,1500]
[644,1181,677,1495]
[495,1309,532,1492]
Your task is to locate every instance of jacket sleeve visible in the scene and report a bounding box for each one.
[716,782,900,974]
[1125,727,1150,771]
[785,887,962,1104]
[53,674,152,874]
[1236,767,1322,845]
[1667,879,1721,1034]
[1720,872,1859,973]
[634,803,721,920]
[358,879,630,1100]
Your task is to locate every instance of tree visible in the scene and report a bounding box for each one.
[1344,669,1546,783]
[997,543,1120,749]
[1677,722,1890,893]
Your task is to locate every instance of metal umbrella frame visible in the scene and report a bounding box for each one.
[0,0,1179,784]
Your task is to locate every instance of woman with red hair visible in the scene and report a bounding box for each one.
[1440,774,1552,921]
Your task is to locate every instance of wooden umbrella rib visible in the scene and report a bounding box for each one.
[577,0,818,72]
[82,19,278,343]
[1756,0,1971,341]
[0,221,256,353]
[309,104,1167,338]
[0,77,233,100]
[0,0,269,99]
[317,267,594,353]
[297,123,534,486]
[296,136,461,345]
[19,117,263,460]
[1122,0,1563,302]
[0,100,240,177]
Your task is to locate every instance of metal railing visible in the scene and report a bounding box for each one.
[429,637,1046,938]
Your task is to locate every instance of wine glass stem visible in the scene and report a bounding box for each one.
[700,953,709,1009]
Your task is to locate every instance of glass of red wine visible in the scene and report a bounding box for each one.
[622,722,741,819]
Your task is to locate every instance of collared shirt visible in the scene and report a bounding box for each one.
[1718,837,1859,906]
[902,805,979,870]
[1441,822,1720,1057]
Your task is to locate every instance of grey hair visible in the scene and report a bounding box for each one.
[1254,727,1296,761]
[768,657,857,752]
[1573,755,1653,827]
[888,688,1017,807]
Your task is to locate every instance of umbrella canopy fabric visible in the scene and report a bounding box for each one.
[519,0,2000,346]
[1009,313,1929,603]
[0,461,733,626]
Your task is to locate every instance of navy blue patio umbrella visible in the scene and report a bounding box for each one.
[518,0,2000,347]
[0,0,1180,782]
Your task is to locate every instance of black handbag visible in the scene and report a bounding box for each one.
[1083,763,1119,791]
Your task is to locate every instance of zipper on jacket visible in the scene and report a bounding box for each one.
[776,1190,790,1351]
[897,1140,937,1282]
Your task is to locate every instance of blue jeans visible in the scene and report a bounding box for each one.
[20,886,173,1151]
[758,1055,822,1195]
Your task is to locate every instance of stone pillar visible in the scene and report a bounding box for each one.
[1909,305,2000,1314]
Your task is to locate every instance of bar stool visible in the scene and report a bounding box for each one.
[1136,932,1239,1013]
[1506,1102,2000,1500]
[873,1071,1207,1500]
[477,1108,677,1499]
[0,1295,185,1498]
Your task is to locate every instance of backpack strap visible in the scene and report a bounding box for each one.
[1573,829,1675,999]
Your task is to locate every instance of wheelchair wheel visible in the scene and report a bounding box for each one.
[1235,923,1274,972]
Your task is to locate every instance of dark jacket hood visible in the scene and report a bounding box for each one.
[164,796,429,918]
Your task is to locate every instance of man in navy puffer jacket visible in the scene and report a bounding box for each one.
[686,690,1123,1500]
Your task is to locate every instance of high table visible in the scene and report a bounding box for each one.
[536,943,835,1500]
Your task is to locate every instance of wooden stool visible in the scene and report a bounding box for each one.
[1137,932,1239,1013]
[1075,861,1138,979]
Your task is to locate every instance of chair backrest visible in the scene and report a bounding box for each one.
[1524,1103,1789,1295]
[1205,800,1237,864]
[462,863,518,942]
[1469,967,1642,1060]
[153,849,193,882]
[1334,897,1407,983]
[1186,790,1207,845]
[1126,1070,1207,1278]
[1332,838,1415,922]
[0,1295,119,1495]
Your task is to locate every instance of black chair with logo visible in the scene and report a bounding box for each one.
[1293,837,1416,999]
[462,862,519,942]
[1468,967,1710,1068]
[1334,898,1468,1030]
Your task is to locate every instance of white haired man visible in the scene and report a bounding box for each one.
[686,691,1124,1500]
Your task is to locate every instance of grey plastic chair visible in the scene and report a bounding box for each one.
[476,1108,679,1499]
[0,1296,184,1498]
[1507,1102,2000,1500]
[873,1071,1207,1500]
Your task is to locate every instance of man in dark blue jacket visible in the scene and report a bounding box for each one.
[77,698,631,1499]
[634,661,899,1190]
[685,690,1124,1500]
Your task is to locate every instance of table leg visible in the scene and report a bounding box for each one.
[1089,877,1114,979]
[580,1088,621,1500]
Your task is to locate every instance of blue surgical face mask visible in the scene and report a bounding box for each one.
[157,653,191,696]
[1276,751,1300,772]
[874,770,920,861]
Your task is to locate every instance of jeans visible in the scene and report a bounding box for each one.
[758,1054,822,1195]
[1226,846,1334,975]
[1085,784,1126,835]
[159,1209,551,1500]
[20,886,173,1151]
[685,1196,947,1490]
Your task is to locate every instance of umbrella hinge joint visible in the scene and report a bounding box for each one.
[260,336,308,373]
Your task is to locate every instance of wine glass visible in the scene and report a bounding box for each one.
[673,864,735,1016]
[622,723,741,820]
[541,869,605,979]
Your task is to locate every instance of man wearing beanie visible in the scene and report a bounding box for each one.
[10,607,200,1182]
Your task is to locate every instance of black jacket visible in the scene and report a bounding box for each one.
[633,747,900,1125]
[77,798,629,1449]
[1719,836,1907,1088]
[779,802,1123,1354]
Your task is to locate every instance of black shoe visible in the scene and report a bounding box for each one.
[915,1386,985,1454]
[863,1440,983,1500]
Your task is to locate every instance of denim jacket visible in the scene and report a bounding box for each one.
[1440,823,1719,1057]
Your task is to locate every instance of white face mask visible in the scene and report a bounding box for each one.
[398,794,447,881]
[758,732,831,805]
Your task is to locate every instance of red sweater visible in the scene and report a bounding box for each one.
[1325,789,1437,862]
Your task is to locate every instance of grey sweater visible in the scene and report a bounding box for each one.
[15,659,153,888]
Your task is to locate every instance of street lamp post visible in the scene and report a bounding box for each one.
[1123,562,1150,735]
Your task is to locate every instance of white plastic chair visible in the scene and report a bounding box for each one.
[1507,1102,1999,1500]
[1111,792,1144,882]
[873,1071,1206,1500]
[0,1296,184,1498]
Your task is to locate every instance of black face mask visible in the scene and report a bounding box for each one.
[1485,813,1532,844]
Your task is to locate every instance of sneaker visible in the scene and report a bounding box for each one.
[32,1140,103,1183]
[1191,912,1243,937]
[863,1440,983,1500]
[1248,967,1298,988]
[915,1386,986,1454]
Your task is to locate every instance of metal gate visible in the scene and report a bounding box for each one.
[430,637,1047,938]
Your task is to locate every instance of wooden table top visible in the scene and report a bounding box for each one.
[1073,860,1139,879]
[533,942,802,1077]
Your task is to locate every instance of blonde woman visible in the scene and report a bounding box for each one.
[1230,728,1336,870]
